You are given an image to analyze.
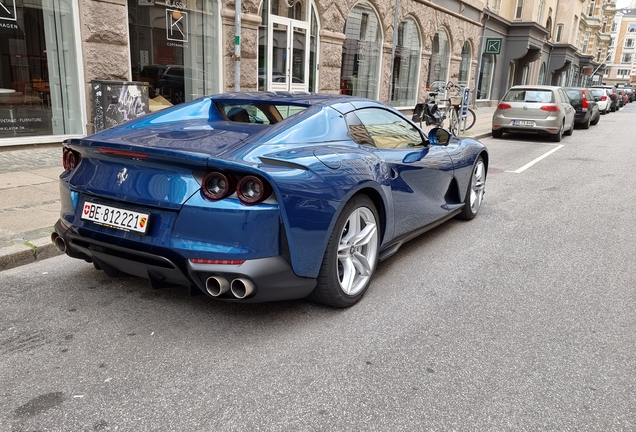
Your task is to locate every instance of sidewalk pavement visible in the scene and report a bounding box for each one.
[0,104,497,272]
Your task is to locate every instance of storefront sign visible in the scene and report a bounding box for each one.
[485,38,502,55]
[166,9,188,43]
[0,0,17,21]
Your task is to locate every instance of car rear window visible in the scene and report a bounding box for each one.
[565,89,582,102]
[591,89,605,97]
[503,89,554,103]
[215,102,307,125]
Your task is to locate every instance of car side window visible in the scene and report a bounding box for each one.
[345,112,375,146]
[354,108,424,149]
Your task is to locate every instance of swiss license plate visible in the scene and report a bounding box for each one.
[81,201,149,234]
[512,120,535,126]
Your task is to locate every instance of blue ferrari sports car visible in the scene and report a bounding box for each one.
[52,92,488,307]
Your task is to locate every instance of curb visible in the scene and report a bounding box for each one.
[0,235,62,272]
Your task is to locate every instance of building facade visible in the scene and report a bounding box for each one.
[0,0,489,145]
[604,4,636,85]
[477,0,615,105]
[0,0,620,146]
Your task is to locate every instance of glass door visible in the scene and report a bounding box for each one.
[268,16,309,92]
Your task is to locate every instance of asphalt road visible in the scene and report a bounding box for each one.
[2,104,636,431]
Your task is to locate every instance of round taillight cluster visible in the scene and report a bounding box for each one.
[202,172,271,204]
[62,147,81,171]
[202,172,235,200]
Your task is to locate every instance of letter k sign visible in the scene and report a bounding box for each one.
[0,0,17,21]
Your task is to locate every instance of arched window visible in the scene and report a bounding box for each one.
[508,62,516,89]
[309,3,319,92]
[477,53,495,100]
[427,28,450,90]
[458,41,472,87]
[340,3,383,99]
[390,17,421,107]
[521,64,530,85]
[538,62,547,85]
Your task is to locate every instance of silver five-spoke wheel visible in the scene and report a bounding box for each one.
[336,206,379,296]
[458,156,487,220]
[311,195,380,307]
[468,159,486,214]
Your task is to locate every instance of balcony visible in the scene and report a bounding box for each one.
[581,14,602,29]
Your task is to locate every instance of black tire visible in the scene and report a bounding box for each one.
[448,109,459,135]
[581,115,591,129]
[492,129,503,138]
[464,108,477,130]
[591,109,600,125]
[309,195,380,308]
[551,122,563,142]
[457,156,486,221]
[565,119,574,136]
[171,89,185,105]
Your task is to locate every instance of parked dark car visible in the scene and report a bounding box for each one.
[139,65,211,105]
[617,89,628,107]
[617,85,634,102]
[565,87,601,129]
[591,85,620,112]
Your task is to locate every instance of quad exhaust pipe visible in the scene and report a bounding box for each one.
[51,232,66,253]
[231,278,256,299]
[205,276,256,299]
[205,276,230,297]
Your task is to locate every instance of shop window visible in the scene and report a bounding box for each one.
[128,0,221,111]
[427,28,450,92]
[458,41,471,87]
[538,62,546,85]
[389,17,420,108]
[477,53,495,100]
[0,0,83,139]
[340,3,382,99]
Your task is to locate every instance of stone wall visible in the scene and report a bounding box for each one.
[78,0,484,131]
[80,0,131,134]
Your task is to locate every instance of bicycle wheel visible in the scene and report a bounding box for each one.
[463,108,477,130]
[448,108,459,135]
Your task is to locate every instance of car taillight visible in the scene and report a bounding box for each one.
[62,147,81,171]
[582,93,588,110]
[497,103,512,110]
[540,105,560,112]
[236,175,271,204]
[189,258,245,265]
[202,172,235,200]
[601,95,607,101]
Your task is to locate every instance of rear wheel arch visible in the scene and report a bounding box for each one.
[354,187,387,244]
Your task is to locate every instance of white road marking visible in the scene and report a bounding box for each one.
[506,144,564,173]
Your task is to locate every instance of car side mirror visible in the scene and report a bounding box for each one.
[428,127,451,145]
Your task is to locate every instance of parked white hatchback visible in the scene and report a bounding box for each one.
[492,85,576,142]
[590,88,612,114]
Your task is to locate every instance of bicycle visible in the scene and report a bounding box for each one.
[443,82,477,133]
[412,82,476,135]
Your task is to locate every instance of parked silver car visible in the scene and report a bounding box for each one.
[492,85,576,142]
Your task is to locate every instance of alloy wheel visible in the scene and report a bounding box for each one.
[336,207,379,296]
